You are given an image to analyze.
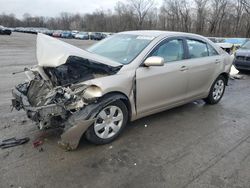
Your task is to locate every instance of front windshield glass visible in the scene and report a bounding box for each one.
[241,41,250,49]
[87,34,154,64]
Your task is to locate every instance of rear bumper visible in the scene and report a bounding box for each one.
[234,60,250,70]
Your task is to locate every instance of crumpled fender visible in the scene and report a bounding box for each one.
[59,94,128,150]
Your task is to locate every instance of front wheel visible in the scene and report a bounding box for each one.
[85,100,128,144]
[204,75,226,105]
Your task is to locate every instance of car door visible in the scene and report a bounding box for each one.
[136,38,189,115]
[184,38,222,99]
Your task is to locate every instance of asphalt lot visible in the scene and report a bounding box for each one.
[0,32,250,188]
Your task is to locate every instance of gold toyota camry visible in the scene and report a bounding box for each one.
[12,31,233,150]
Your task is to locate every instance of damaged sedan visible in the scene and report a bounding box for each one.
[12,31,233,150]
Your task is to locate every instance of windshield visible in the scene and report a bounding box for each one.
[240,41,250,49]
[87,34,154,64]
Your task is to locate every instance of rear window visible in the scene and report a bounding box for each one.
[207,44,219,56]
[187,39,209,58]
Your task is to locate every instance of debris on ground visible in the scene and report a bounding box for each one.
[144,124,147,128]
[2,123,10,130]
[19,153,24,158]
[20,119,27,125]
[33,139,44,148]
[3,151,9,159]
[0,137,30,149]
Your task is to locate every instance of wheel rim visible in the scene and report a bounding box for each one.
[212,79,224,101]
[94,105,124,139]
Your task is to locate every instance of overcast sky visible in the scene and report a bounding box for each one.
[0,0,162,19]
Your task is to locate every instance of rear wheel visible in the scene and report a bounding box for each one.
[204,75,226,104]
[85,100,128,144]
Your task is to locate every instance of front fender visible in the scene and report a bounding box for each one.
[59,94,129,150]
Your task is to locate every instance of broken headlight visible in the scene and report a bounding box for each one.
[83,85,102,100]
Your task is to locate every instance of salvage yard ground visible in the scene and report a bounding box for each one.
[0,32,250,188]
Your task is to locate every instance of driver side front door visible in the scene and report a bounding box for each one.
[136,38,189,117]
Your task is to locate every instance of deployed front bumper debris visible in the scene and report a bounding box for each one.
[0,137,30,149]
[59,94,128,150]
[12,85,67,129]
[12,73,127,150]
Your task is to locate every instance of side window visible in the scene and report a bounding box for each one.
[207,44,219,56]
[151,39,184,62]
[187,39,209,58]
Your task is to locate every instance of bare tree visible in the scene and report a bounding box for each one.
[194,0,208,34]
[128,0,155,29]
[1,0,250,37]
[161,0,181,31]
[241,0,250,13]
[232,0,244,35]
[208,0,228,35]
[115,2,136,31]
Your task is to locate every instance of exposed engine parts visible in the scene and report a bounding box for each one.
[11,55,122,132]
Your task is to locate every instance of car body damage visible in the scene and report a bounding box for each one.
[12,33,129,150]
[12,31,232,150]
[36,33,121,67]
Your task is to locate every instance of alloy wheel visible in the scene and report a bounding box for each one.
[94,105,124,139]
[212,79,225,101]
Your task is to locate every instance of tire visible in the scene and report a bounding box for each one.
[204,75,226,105]
[85,100,128,145]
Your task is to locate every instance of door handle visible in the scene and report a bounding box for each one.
[180,66,188,71]
[215,59,221,64]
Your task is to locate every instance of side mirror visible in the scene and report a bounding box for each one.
[144,56,164,67]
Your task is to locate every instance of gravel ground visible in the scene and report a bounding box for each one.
[0,32,250,188]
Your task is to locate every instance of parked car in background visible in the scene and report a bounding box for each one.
[71,30,79,38]
[75,32,89,40]
[43,30,54,36]
[233,40,250,71]
[101,32,114,39]
[61,31,73,38]
[208,37,235,54]
[216,42,234,54]
[90,32,103,40]
[52,30,63,37]
[0,25,12,35]
[101,33,107,39]
[12,31,233,150]
[224,38,248,48]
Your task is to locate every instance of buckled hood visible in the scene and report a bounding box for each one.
[36,33,121,67]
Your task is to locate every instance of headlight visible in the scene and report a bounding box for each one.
[83,85,102,100]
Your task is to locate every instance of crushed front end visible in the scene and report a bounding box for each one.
[11,55,121,150]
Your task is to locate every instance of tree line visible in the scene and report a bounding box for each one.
[0,0,250,37]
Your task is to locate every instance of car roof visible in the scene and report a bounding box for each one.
[120,30,205,39]
[119,30,225,55]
